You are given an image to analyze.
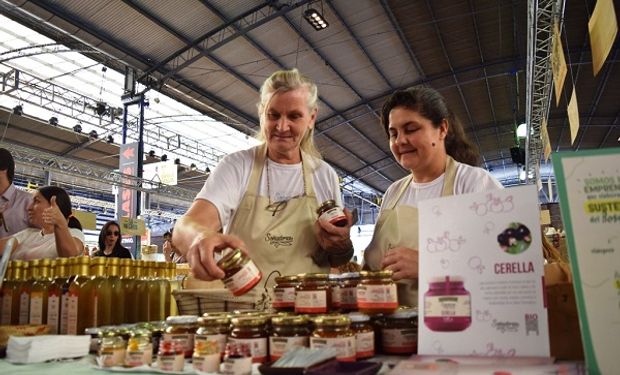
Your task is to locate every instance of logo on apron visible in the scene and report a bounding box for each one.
[265,232,293,248]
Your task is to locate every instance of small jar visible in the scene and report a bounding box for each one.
[157,339,185,372]
[272,275,299,311]
[317,200,348,227]
[220,342,252,375]
[357,270,398,314]
[424,276,471,331]
[381,308,418,355]
[269,315,310,361]
[196,315,230,357]
[98,331,126,368]
[85,327,103,354]
[125,329,153,367]
[164,315,198,358]
[229,315,269,363]
[295,273,331,314]
[149,321,165,356]
[329,274,342,311]
[193,338,220,373]
[339,272,360,312]
[349,312,375,359]
[217,248,262,296]
[310,315,356,362]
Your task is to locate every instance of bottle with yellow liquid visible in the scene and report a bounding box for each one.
[147,261,162,321]
[66,256,94,335]
[29,258,52,325]
[120,259,139,323]
[157,261,171,320]
[47,258,69,334]
[18,260,36,324]
[60,257,78,334]
[91,257,111,327]
[136,260,150,322]
[167,262,179,316]
[5,261,25,325]
[108,258,124,325]
[0,261,17,325]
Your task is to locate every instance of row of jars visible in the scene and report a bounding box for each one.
[0,257,180,334]
[271,271,399,315]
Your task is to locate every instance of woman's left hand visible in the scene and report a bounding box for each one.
[381,246,419,281]
[42,196,68,229]
[314,208,353,253]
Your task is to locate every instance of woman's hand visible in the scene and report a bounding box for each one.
[381,246,419,281]
[185,233,248,281]
[314,208,353,253]
[42,196,68,229]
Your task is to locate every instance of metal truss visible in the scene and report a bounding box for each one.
[525,0,565,184]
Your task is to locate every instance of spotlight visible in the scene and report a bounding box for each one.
[95,102,107,116]
[13,105,23,115]
[49,117,59,126]
[304,8,329,30]
[106,135,114,143]
[73,124,82,133]
[206,166,211,174]
[88,130,98,139]
[190,163,197,171]
[148,150,155,158]
[174,158,181,165]
[161,154,168,162]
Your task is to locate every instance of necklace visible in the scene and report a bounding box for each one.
[265,158,305,216]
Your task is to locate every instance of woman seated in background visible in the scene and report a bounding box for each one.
[93,220,132,259]
[0,186,84,260]
[163,229,186,263]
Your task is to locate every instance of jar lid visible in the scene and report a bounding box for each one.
[166,315,199,325]
[387,308,418,319]
[231,315,268,327]
[328,274,342,281]
[428,275,464,284]
[359,270,393,279]
[340,272,360,280]
[271,315,308,326]
[348,312,370,323]
[85,327,103,336]
[216,248,245,270]
[312,315,351,327]
[274,275,299,283]
[299,273,329,280]
[131,328,152,338]
[316,199,337,214]
[198,315,231,326]
[202,311,231,318]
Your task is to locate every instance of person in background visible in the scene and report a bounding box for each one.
[364,86,503,306]
[0,185,84,260]
[0,148,32,237]
[173,68,353,287]
[163,229,186,263]
[93,220,132,259]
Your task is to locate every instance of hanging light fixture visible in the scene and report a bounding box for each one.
[304,6,329,30]
[49,117,59,126]
[13,105,23,115]
[73,124,82,133]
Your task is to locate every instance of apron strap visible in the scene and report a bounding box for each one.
[301,151,315,197]
[388,175,413,210]
[247,143,267,195]
[441,156,458,197]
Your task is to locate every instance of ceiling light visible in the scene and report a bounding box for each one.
[73,124,82,133]
[106,135,114,143]
[49,117,59,126]
[190,163,197,171]
[148,150,155,158]
[88,130,98,139]
[161,154,168,162]
[519,169,526,181]
[13,105,23,115]
[206,166,211,174]
[174,158,181,165]
[95,102,107,116]
[516,123,528,139]
[304,8,329,30]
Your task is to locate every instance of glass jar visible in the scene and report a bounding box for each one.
[220,342,252,375]
[339,272,360,312]
[269,315,310,361]
[229,315,269,363]
[357,270,398,314]
[193,337,220,373]
[316,200,348,227]
[381,308,418,355]
[149,321,166,356]
[272,275,299,311]
[98,330,126,368]
[424,276,471,331]
[310,315,356,362]
[349,312,375,359]
[329,274,342,311]
[196,314,230,357]
[217,248,262,296]
[125,329,153,367]
[295,273,331,314]
[164,315,198,358]
[157,339,185,372]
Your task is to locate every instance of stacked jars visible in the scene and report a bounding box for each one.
[294,273,331,314]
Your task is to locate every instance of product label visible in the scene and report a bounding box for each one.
[0,290,12,324]
[220,356,252,374]
[60,292,69,334]
[125,347,153,367]
[357,284,398,309]
[228,337,268,363]
[47,294,60,334]
[162,333,193,357]
[340,286,357,309]
[269,336,309,360]
[99,348,125,368]
[195,333,227,355]
[355,330,375,358]
[272,286,296,308]
[319,207,346,224]
[157,353,184,372]
[382,328,417,354]
[223,260,261,296]
[29,292,43,324]
[192,353,220,373]
[66,293,79,335]
[18,291,29,324]
[424,294,471,317]
[310,336,356,362]
[331,285,341,307]
[295,290,328,313]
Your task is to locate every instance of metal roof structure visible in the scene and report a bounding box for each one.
[1,0,618,202]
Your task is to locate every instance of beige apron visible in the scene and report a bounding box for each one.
[227,145,328,295]
[364,156,458,307]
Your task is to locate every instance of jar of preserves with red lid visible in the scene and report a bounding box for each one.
[310,315,356,362]
[316,200,348,227]
[295,273,331,314]
[381,308,418,355]
[357,270,398,314]
[339,272,360,312]
[349,312,374,359]
[269,315,310,361]
[164,315,198,358]
[229,315,269,363]
[272,275,299,312]
[196,315,230,357]
[217,248,262,296]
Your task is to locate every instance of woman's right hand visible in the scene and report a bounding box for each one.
[185,233,248,281]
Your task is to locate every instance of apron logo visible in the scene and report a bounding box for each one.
[265,232,293,248]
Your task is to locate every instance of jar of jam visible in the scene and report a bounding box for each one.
[157,339,185,372]
[164,315,198,358]
[193,338,220,373]
[98,330,126,368]
[424,276,471,331]
[339,272,360,312]
[269,315,310,361]
[349,312,375,359]
[310,315,356,362]
[220,342,252,375]
[125,329,153,367]
[381,308,418,355]
[272,275,299,311]
[329,274,342,311]
[295,273,331,314]
[217,248,262,296]
[317,200,348,227]
[357,270,398,314]
[229,315,269,363]
[196,314,230,357]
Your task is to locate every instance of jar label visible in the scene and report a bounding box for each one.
[228,337,268,363]
[310,336,356,362]
[29,292,43,325]
[340,286,358,309]
[331,286,341,307]
[355,330,375,358]
[269,336,309,360]
[272,286,296,308]
[66,293,79,335]
[163,333,194,357]
[193,353,220,372]
[18,291,29,324]
[295,290,327,313]
[0,290,12,324]
[47,294,60,334]
[60,293,70,334]
[381,328,417,354]
[357,284,398,309]
[99,348,126,368]
[223,260,261,296]
[319,207,346,224]
[157,353,184,372]
[424,294,471,317]
[195,333,227,355]
[125,348,152,367]
[221,356,252,374]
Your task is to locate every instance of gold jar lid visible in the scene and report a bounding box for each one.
[91,257,107,266]
[340,272,360,280]
[359,270,393,279]
[271,315,308,326]
[316,199,337,215]
[40,258,51,266]
[166,315,199,325]
[231,315,268,327]
[108,257,121,266]
[298,273,329,280]
[197,315,231,327]
[216,248,245,270]
[312,315,351,327]
[274,275,299,283]
[387,307,418,320]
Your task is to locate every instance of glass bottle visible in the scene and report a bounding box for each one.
[0,261,19,325]
[107,257,124,325]
[147,261,162,321]
[91,256,111,327]
[46,259,64,333]
[60,257,78,334]
[136,260,151,322]
[166,262,179,316]
[67,256,95,335]
[29,258,52,325]
[18,260,35,324]
[120,258,139,323]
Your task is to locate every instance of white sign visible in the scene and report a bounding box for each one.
[143,161,178,186]
[418,185,549,356]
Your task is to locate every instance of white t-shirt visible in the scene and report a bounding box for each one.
[11,227,85,260]
[196,145,342,228]
[381,161,503,212]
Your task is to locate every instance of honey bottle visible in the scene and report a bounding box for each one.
[29,258,52,325]
[147,261,162,321]
[91,257,112,326]
[107,257,124,325]
[167,262,179,316]
[136,260,151,322]
[60,257,78,334]
[0,261,19,325]
[157,261,171,320]
[66,256,95,335]
[47,258,69,334]
[18,260,35,324]
[120,259,139,323]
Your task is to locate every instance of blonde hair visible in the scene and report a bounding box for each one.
[256,68,321,160]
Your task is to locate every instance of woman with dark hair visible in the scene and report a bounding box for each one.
[0,185,84,260]
[364,86,503,306]
[93,221,132,259]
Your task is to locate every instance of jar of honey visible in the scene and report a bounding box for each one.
[217,248,262,296]
[272,275,299,311]
[196,314,230,357]
[269,315,310,361]
[381,308,418,355]
[295,273,331,314]
[316,200,348,227]
[310,315,356,362]
[164,315,198,358]
[125,329,153,367]
[98,330,126,368]
[349,312,375,359]
[357,270,398,314]
[229,315,269,363]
